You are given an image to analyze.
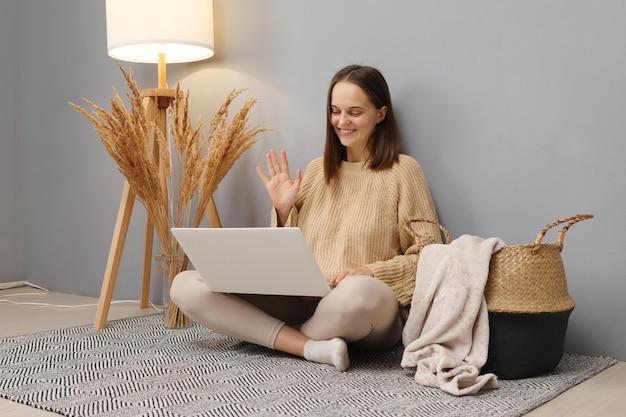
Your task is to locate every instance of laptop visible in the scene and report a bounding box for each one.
[170,227,331,297]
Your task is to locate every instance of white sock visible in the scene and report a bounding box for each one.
[303,338,350,371]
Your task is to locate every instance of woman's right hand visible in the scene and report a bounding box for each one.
[256,149,302,225]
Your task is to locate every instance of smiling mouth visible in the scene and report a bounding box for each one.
[339,128,356,135]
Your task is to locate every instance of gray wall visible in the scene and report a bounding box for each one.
[3,0,625,360]
[0,0,23,282]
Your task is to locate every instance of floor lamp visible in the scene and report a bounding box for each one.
[94,0,217,330]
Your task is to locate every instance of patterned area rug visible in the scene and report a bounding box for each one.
[0,314,617,417]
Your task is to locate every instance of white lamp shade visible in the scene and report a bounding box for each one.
[105,0,214,64]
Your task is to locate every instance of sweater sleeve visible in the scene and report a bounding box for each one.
[270,206,298,227]
[364,156,442,308]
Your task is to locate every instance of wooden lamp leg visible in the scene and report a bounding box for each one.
[138,95,161,310]
[140,220,154,309]
[94,180,136,329]
[205,197,222,228]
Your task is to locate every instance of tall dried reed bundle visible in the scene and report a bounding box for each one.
[70,64,269,327]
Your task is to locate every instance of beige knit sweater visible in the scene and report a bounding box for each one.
[271,154,442,311]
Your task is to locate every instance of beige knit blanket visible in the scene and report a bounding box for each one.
[401,234,505,396]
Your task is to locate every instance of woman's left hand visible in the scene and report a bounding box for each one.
[330,266,374,287]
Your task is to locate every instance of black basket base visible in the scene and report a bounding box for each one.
[483,309,573,379]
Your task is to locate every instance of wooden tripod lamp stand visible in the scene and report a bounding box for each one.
[94,0,217,329]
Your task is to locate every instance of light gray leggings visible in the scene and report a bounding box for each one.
[170,271,403,351]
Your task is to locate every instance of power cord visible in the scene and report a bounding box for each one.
[0,280,29,290]
[0,281,162,312]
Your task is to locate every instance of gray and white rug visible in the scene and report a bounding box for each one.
[0,314,617,417]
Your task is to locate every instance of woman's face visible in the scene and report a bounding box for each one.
[330,81,387,162]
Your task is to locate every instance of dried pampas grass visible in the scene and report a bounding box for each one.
[70,64,269,328]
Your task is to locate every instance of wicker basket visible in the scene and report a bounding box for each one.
[485,214,593,313]
[406,214,594,379]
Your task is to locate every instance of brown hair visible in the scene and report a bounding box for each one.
[323,64,401,184]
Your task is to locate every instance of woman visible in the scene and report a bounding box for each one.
[170,64,441,371]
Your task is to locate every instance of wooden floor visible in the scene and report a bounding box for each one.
[1,286,625,417]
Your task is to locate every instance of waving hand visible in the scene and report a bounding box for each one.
[256,149,302,226]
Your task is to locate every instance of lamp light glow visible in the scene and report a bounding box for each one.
[105,0,214,64]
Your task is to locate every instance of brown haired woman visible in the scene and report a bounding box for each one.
[171,64,442,371]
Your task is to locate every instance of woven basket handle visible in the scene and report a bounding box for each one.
[532,213,594,253]
[406,218,452,244]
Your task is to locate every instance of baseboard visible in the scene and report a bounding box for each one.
[0,280,29,290]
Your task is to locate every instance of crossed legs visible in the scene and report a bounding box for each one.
[170,271,401,371]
